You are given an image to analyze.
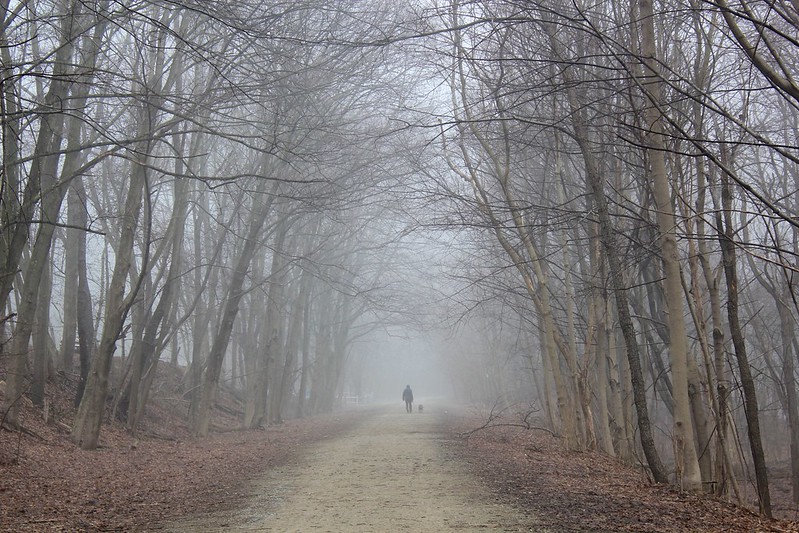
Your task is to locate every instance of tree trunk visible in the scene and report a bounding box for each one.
[776,290,799,503]
[0,5,23,316]
[74,177,95,408]
[60,183,82,371]
[128,174,188,431]
[71,129,148,449]
[295,285,313,419]
[191,182,277,437]
[582,153,668,483]
[593,297,615,456]
[637,0,701,490]
[242,283,264,427]
[447,5,581,447]
[1,0,86,423]
[275,269,311,422]
[556,69,668,481]
[606,293,632,461]
[265,221,289,424]
[31,261,53,407]
[714,167,772,515]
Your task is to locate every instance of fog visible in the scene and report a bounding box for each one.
[347,329,456,404]
[1,2,797,512]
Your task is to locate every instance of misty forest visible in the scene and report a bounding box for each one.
[2,0,799,527]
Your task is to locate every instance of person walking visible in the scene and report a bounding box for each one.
[402,385,414,413]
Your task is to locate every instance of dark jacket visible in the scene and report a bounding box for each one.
[402,386,413,402]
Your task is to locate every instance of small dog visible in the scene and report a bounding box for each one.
[418,404,424,413]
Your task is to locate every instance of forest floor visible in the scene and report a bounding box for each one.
[1,371,799,531]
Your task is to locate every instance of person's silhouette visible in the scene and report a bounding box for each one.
[402,385,414,413]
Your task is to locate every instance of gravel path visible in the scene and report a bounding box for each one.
[161,405,539,532]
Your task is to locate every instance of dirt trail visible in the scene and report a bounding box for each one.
[160,405,539,532]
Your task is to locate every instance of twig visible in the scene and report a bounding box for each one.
[459,421,557,439]
[458,401,557,439]
[142,432,179,441]
[1,419,47,442]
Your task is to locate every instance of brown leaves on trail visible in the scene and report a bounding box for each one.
[3,383,799,533]
[447,417,799,533]
[0,394,362,532]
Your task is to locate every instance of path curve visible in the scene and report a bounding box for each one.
[161,405,539,532]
